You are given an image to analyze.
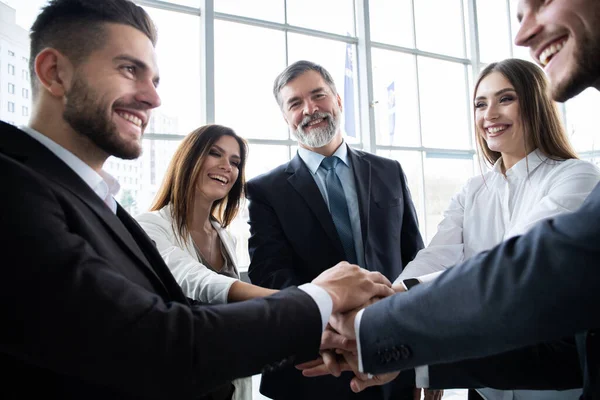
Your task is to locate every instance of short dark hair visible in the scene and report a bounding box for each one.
[29,0,157,96]
[151,124,248,238]
[273,60,337,108]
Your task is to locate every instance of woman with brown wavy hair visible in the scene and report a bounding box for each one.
[136,124,276,400]
[394,59,600,400]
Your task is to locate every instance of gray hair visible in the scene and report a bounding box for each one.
[273,60,338,108]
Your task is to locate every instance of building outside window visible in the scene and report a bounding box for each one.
[8,83,15,94]
[8,101,15,113]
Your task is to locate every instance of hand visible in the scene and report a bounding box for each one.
[392,282,407,293]
[296,324,356,377]
[329,296,382,340]
[312,262,394,313]
[339,350,400,393]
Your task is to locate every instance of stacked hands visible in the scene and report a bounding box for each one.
[305,262,443,400]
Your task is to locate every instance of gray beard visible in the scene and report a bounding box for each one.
[292,112,340,148]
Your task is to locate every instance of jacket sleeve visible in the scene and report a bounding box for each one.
[397,161,426,267]
[428,337,582,390]
[247,179,304,289]
[1,156,322,398]
[396,180,468,281]
[135,211,236,304]
[359,183,600,374]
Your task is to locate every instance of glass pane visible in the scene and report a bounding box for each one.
[286,0,355,36]
[215,0,284,23]
[565,88,600,152]
[423,155,474,244]
[414,0,466,58]
[376,150,425,238]
[371,49,420,146]
[105,139,182,215]
[476,0,511,63]
[369,0,414,48]
[214,21,287,139]
[159,0,202,7]
[418,57,472,150]
[144,7,202,134]
[229,144,290,270]
[287,33,360,144]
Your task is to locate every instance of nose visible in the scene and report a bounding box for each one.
[514,10,541,48]
[218,159,233,172]
[303,98,319,115]
[484,103,499,120]
[136,79,161,109]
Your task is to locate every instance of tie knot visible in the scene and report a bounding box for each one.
[320,156,340,171]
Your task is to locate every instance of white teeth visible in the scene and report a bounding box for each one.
[487,126,507,134]
[307,118,323,126]
[539,40,566,66]
[208,174,228,184]
[117,112,142,127]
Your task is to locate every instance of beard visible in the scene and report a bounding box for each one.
[63,73,144,160]
[552,30,600,102]
[291,111,340,148]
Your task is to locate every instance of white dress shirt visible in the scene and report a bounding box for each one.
[20,126,120,213]
[297,142,366,268]
[357,150,600,398]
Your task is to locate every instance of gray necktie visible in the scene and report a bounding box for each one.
[320,156,357,265]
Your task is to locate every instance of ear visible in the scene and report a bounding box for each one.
[34,48,73,98]
[336,93,343,112]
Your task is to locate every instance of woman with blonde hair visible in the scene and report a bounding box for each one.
[395,58,600,400]
[136,124,276,400]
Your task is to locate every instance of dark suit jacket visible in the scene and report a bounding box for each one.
[246,146,424,399]
[0,121,322,400]
[360,181,600,399]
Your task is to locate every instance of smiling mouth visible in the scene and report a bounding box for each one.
[486,125,509,136]
[116,111,143,127]
[208,174,229,184]
[539,37,568,66]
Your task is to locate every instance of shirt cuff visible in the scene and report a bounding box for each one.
[417,271,443,284]
[415,366,429,388]
[355,308,368,374]
[298,283,332,332]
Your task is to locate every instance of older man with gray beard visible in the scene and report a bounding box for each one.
[245,60,425,400]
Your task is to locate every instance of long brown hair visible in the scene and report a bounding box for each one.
[150,124,248,243]
[473,58,577,167]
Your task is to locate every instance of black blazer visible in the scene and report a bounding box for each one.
[246,146,424,400]
[0,121,322,399]
[359,180,600,399]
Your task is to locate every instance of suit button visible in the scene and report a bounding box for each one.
[391,347,401,360]
[384,350,392,363]
[399,345,412,359]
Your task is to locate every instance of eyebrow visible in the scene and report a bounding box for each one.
[114,54,160,87]
[286,87,327,106]
[474,87,516,101]
[212,145,241,161]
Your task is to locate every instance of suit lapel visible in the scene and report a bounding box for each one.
[0,125,173,295]
[348,148,371,252]
[286,154,345,256]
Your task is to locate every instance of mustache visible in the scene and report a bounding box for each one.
[300,112,331,129]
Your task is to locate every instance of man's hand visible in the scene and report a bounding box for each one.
[338,350,400,393]
[312,262,394,313]
[296,324,356,377]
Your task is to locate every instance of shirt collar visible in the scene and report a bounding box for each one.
[492,148,547,178]
[20,125,120,203]
[297,141,350,175]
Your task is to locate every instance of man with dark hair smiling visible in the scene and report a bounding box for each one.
[303,1,600,399]
[0,1,396,399]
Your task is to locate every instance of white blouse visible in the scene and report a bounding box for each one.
[397,149,600,281]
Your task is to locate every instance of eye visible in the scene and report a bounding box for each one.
[474,101,486,109]
[314,93,326,99]
[231,160,241,168]
[121,65,136,77]
[500,95,515,103]
[289,102,300,110]
[209,150,220,157]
